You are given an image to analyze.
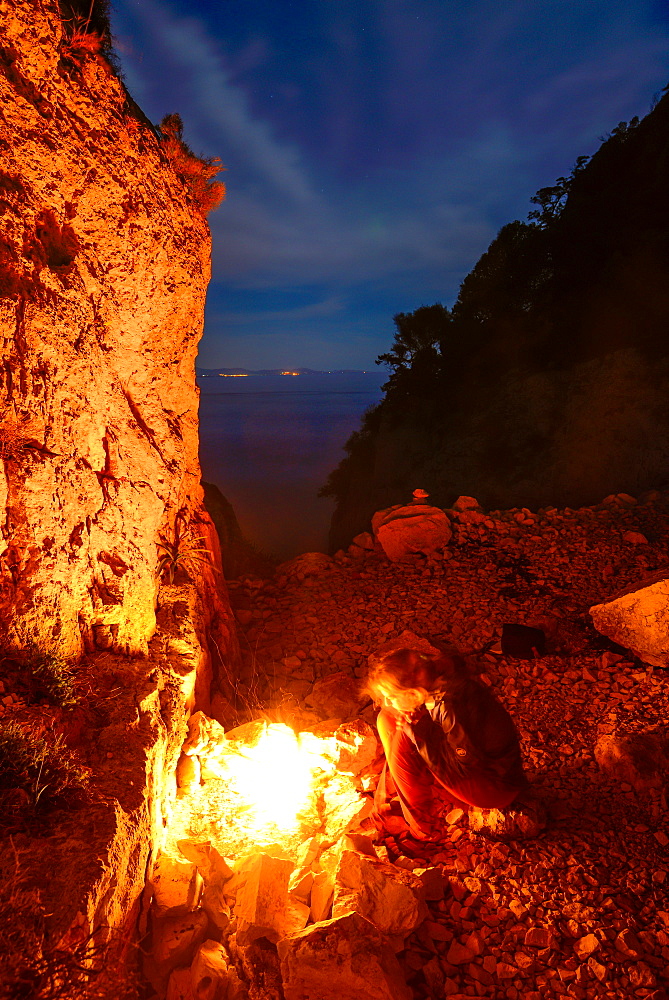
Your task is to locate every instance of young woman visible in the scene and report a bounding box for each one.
[367,646,527,839]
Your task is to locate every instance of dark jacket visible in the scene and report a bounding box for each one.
[409,676,526,807]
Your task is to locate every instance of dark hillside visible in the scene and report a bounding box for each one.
[323,90,669,552]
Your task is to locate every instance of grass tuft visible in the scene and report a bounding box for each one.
[159,113,226,215]
[0,721,90,818]
[25,651,79,709]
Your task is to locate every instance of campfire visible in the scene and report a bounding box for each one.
[145,711,440,999]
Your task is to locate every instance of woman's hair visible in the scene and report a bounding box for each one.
[365,647,466,705]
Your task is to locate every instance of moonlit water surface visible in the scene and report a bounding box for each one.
[197,373,385,561]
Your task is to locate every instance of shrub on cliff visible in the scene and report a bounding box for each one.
[159,113,226,215]
[59,0,116,69]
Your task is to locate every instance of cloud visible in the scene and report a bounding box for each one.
[113,0,669,366]
[133,0,319,209]
[211,295,346,326]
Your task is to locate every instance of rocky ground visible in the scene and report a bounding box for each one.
[224,491,669,1000]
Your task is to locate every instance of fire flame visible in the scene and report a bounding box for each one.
[206,723,336,850]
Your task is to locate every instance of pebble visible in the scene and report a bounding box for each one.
[230,489,669,998]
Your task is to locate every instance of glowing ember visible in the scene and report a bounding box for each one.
[222,723,335,836]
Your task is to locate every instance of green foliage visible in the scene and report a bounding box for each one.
[376,303,451,375]
[159,114,226,215]
[0,721,90,817]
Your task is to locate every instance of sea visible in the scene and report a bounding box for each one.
[197,372,386,562]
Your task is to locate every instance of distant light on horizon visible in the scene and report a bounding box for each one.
[281,371,300,375]
[219,373,250,377]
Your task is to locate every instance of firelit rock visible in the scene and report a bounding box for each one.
[166,966,194,1000]
[372,504,452,561]
[305,670,365,719]
[229,853,294,945]
[150,854,202,918]
[590,577,669,666]
[332,850,428,942]
[335,719,380,775]
[146,910,208,994]
[190,941,231,1000]
[595,730,669,792]
[0,0,232,659]
[468,796,547,840]
[278,911,412,1000]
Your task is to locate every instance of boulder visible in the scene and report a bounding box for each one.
[277,911,412,1000]
[332,850,428,941]
[590,577,669,667]
[190,941,230,1000]
[468,796,547,840]
[150,854,202,918]
[335,719,380,775]
[305,671,366,720]
[349,532,375,558]
[452,496,481,511]
[371,504,452,561]
[228,853,294,945]
[146,911,209,994]
[182,711,226,759]
[166,967,194,1000]
[595,730,669,792]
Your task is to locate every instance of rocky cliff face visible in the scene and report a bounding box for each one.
[0,0,225,659]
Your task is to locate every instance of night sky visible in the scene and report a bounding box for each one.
[112,1,669,370]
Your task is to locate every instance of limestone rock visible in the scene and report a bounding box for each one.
[278,911,412,1000]
[166,967,194,1000]
[147,911,209,993]
[332,850,428,941]
[372,504,452,561]
[177,841,234,885]
[310,868,335,923]
[349,531,375,558]
[229,853,294,945]
[574,933,600,959]
[190,940,230,1000]
[321,772,374,841]
[413,866,446,901]
[182,711,226,758]
[594,729,669,791]
[468,796,547,840]
[452,496,481,511]
[176,753,201,795]
[335,719,380,774]
[150,854,202,917]
[590,577,669,666]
